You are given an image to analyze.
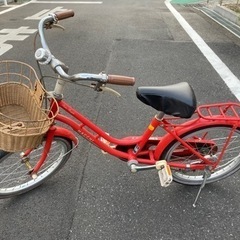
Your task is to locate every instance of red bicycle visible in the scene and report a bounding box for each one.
[1,10,240,206]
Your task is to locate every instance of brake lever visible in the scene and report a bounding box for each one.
[52,24,65,30]
[101,86,121,97]
[91,83,121,97]
[44,23,65,30]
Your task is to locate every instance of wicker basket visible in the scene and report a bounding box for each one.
[0,60,58,152]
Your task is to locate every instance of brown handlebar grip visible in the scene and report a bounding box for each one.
[107,75,135,86]
[54,10,75,21]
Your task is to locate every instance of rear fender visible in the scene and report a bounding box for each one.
[154,118,238,160]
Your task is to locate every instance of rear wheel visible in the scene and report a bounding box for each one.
[162,125,240,185]
[0,137,73,198]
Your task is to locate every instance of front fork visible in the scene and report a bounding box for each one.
[21,126,56,178]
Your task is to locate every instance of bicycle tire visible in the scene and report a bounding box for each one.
[161,125,240,185]
[0,137,73,198]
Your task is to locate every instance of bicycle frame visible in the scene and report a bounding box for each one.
[30,96,240,175]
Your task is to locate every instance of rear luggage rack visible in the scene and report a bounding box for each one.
[197,102,240,121]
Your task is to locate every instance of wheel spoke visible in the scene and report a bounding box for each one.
[0,138,72,198]
[164,126,240,185]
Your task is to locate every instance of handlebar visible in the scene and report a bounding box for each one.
[54,10,75,21]
[107,75,135,85]
[35,10,135,86]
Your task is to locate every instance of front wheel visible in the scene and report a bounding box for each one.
[162,125,240,185]
[0,137,73,198]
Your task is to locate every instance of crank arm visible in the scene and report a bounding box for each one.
[128,160,156,173]
[128,160,173,187]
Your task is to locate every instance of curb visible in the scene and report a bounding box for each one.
[214,4,240,26]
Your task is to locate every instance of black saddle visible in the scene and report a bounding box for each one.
[136,82,197,118]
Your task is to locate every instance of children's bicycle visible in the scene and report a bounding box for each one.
[1,10,240,206]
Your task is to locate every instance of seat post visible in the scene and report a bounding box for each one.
[156,111,164,120]
[132,112,163,155]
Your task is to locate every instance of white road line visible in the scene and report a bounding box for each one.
[165,0,240,101]
[25,7,69,20]
[0,1,102,16]
[0,0,103,16]
[0,27,37,56]
[31,1,103,3]
[0,1,31,15]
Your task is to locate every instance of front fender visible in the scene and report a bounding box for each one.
[52,126,78,145]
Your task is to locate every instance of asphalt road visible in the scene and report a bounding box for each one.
[1,0,240,239]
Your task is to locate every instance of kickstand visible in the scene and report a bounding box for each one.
[193,168,211,207]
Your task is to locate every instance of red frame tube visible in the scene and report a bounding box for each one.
[32,126,56,173]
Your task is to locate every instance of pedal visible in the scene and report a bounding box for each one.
[156,160,173,187]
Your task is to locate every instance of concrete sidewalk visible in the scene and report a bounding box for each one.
[170,0,240,26]
[169,0,240,35]
[213,2,240,26]
[202,0,239,25]
[197,0,240,37]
